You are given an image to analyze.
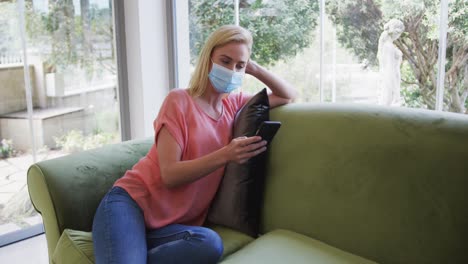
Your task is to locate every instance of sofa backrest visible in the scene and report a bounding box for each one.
[262,103,468,264]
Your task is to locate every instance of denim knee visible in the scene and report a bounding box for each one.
[92,187,147,264]
[199,228,224,262]
[147,226,223,264]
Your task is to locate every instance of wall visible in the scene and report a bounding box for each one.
[0,64,37,115]
[124,0,171,139]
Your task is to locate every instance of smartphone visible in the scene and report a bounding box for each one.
[255,121,281,144]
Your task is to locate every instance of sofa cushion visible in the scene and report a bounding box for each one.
[208,88,270,237]
[52,229,94,264]
[220,229,377,264]
[51,226,253,263]
[210,225,255,260]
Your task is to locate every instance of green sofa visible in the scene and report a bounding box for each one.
[28,104,468,264]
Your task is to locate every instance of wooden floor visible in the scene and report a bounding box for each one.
[0,234,48,264]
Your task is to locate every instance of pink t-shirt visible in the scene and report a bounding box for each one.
[114,88,249,230]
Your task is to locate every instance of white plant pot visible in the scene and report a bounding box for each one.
[45,73,65,97]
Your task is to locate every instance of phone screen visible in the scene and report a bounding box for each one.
[255,121,281,144]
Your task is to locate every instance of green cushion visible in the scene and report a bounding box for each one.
[50,225,252,263]
[52,229,94,264]
[210,225,255,260]
[221,229,377,264]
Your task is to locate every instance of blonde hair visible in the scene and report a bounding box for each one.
[188,25,253,97]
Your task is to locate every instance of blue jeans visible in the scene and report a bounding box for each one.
[92,186,223,264]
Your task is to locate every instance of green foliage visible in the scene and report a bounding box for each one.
[189,0,319,66]
[54,130,116,153]
[0,139,15,159]
[0,2,21,56]
[326,0,444,66]
[43,0,79,72]
[327,0,468,112]
[93,110,120,135]
[22,1,114,75]
[450,0,467,43]
[327,0,383,67]
[400,62,426,108]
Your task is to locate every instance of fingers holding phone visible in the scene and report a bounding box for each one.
[224,121,281,164]
[225,136,267,164]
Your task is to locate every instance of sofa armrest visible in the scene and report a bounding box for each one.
[28,164,62,261]
[27,138,153,259]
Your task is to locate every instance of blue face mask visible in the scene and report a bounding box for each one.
[208,62,244,93]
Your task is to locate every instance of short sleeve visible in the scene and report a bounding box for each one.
[153,90,187,151]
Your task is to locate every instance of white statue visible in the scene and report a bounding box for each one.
[377,19,405,106]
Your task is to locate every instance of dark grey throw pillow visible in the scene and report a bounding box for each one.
[207,88,270,237]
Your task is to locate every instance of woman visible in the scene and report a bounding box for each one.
[92,25,296,264]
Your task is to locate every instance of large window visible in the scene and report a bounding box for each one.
[184,0,466,114]
[0,0,122,245]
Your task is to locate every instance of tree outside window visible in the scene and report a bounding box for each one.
[189,0,467,114]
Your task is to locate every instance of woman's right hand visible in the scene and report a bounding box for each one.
[158,127,267,188]
[223,136,267,164]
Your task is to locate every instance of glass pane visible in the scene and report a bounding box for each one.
[188,0,320,102]
[186,0,466,112]
[325,0,456,110]
[322,0,384,104]
[240,0,320,102]
[188,0,235,69]
[0,0,121,244]
[444,0,467,114]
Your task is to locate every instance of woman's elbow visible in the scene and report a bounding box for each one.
[271,96,293,108]
[285,97,294,104]
[288,89,298,102]
[160,169,177,189]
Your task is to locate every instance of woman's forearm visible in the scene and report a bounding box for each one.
[248,62,297,101]
[160,147,228,188]
[159,135,266,189]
